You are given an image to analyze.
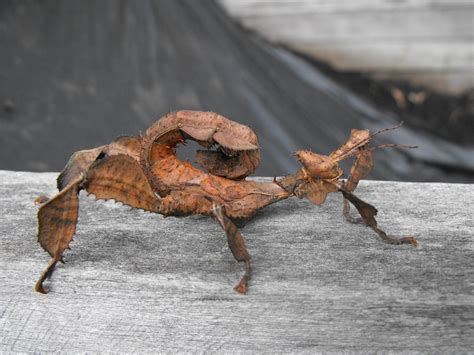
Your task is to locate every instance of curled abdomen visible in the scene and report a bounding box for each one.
[140,110,261,196]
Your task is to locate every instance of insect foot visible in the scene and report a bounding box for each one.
[399,236,418,247]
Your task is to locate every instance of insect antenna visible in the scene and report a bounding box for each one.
[344,122,406,154]
[357,143,418,154]
[370,121,404,138]
[363,122,418,152]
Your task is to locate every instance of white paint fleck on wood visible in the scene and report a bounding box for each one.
[0,170,473,352]
[218,0,474,94]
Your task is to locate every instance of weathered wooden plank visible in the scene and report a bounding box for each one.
[228,8,473,43]
[293,41,473,71]
[218,0,474,93]
[0,170,473,352]
[219,0,474,16]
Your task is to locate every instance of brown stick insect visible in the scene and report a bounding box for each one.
[34,110,417,294]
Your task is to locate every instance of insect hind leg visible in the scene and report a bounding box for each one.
[35,177,82,293]
[35,258,59,294]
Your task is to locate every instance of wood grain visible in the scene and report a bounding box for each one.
[0,170,473,352]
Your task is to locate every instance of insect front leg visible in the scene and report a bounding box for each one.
[343,148,373,224]
[212,204,252,294]
[342,190,418,247]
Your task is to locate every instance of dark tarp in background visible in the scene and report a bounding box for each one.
[1,0,473,182]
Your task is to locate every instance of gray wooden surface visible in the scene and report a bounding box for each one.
[0,170,473,352]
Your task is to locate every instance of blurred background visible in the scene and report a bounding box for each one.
[1,0,473,182]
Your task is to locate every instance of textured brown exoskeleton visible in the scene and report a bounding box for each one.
[34,110,418,294]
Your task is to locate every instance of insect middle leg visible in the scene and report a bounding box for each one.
[212,204,252,294]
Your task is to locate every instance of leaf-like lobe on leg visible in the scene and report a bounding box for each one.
[213,205,250,262]
[85,154,162,212]
[57,147,104,190]
[297,178,339,205]
[213,205,251,294]
[342,189,418,246]
[57,136,142,191]
[37,177,81,259]
[105,136,142,161]
[345,149,373,192]
[341,190,378,227]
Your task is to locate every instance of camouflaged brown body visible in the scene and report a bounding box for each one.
[139,111,289,219]
[34,111,417,294]
[140,111,259,183]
